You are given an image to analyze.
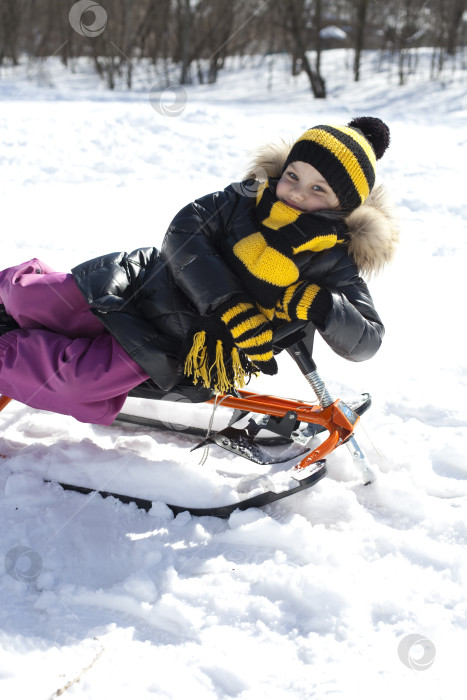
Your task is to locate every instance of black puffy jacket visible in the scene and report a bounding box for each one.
[72,181,394,393]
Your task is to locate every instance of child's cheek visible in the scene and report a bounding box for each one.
[276,179,287,201]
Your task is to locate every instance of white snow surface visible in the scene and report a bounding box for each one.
[0,50,466,699]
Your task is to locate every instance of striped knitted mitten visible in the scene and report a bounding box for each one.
[276,282,332,327]
[183,297,277,394]
[220,300,277,375]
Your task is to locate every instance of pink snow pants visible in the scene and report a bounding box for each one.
[0,259,149,424]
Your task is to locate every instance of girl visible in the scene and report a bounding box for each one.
[0,116,399,424]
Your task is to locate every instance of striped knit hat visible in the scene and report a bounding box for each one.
[282,116,390,211]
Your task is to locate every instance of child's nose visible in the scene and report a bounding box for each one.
[292,185,306,201]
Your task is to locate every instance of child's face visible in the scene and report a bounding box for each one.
[276,161,339,212]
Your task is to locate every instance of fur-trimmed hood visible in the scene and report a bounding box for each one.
[245,141,400,277]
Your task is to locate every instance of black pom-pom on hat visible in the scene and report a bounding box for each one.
[347,116,390,160]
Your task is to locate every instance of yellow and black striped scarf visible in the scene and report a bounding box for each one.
[226,179,348,320]
[183,180,348,393]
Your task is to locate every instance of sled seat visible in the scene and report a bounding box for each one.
[128,377,214,403]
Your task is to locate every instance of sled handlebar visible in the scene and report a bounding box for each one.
[273,321,321,383]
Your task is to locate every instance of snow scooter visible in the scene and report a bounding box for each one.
[0,322,375,518]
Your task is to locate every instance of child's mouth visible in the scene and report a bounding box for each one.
[282,199,304,212]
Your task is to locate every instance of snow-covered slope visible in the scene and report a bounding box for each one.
[0,50,466,699]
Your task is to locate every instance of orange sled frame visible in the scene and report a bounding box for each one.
[206,389,360,472]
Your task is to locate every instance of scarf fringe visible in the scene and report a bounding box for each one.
[184,330,256,393]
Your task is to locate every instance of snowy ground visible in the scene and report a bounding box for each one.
[0,49,466,699]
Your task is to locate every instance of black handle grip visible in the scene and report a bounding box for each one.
[287,340,317,375]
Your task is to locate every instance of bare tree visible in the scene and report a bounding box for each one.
[381,0,428,85]
[1,0,466,90]
[204,0,235,84]
[278,0,326,98]
[353,0,368,81]
[134,0,173,73]
[446,0,466,54]
[0,0,20,64]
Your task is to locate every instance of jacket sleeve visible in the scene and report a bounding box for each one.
[160,185,251,315]
[320,281,384,361]
[299,253,384,362]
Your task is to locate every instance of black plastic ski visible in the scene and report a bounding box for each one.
[44,461,327,519]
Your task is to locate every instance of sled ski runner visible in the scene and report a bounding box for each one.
[0,325,376,517]
[44,461,328,518]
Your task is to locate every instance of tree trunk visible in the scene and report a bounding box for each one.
[314,0,323,75]
[287,0,326,98]
[301,51,326,97]
[179,0,191,84]
[353,0,368,81]
[123,0,134,89]
[446,0,466,55]
[291,50,301,76]
[0,0,19,65]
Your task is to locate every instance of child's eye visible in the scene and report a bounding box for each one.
[287,171,298,180]
[312,185,324,192]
